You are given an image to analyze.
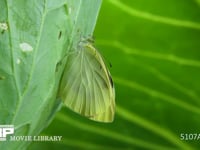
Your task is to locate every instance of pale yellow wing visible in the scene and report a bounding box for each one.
[59,41,115,122]
[89,97,115,122]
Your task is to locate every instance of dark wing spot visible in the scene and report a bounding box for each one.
[109,75,114,88]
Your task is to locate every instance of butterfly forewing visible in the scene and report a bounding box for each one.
[59,41,115,122]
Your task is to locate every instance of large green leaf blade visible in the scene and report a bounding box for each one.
[0,0,72,149]
[30,0,200,150]
[1,0,102,149]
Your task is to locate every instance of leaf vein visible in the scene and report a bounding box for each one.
[114,77,200,115]
[109,0,200,30]
[6,0,22,122]
[98,40,200,68]
[117,106,194,150]
[56,113,177,150]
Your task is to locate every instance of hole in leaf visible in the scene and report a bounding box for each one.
[58,31,62,39]
[56,61,62,72]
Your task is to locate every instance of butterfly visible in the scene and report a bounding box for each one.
[58,38,115,122]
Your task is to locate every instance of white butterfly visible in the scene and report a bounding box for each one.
[59,38,115,122]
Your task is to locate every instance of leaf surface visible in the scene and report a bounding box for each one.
[30,0,200,149]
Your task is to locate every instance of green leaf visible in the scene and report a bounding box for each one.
[0,0,101,149]
[30,0,200,150]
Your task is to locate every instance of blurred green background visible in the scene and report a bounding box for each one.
[29,0,200,149]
